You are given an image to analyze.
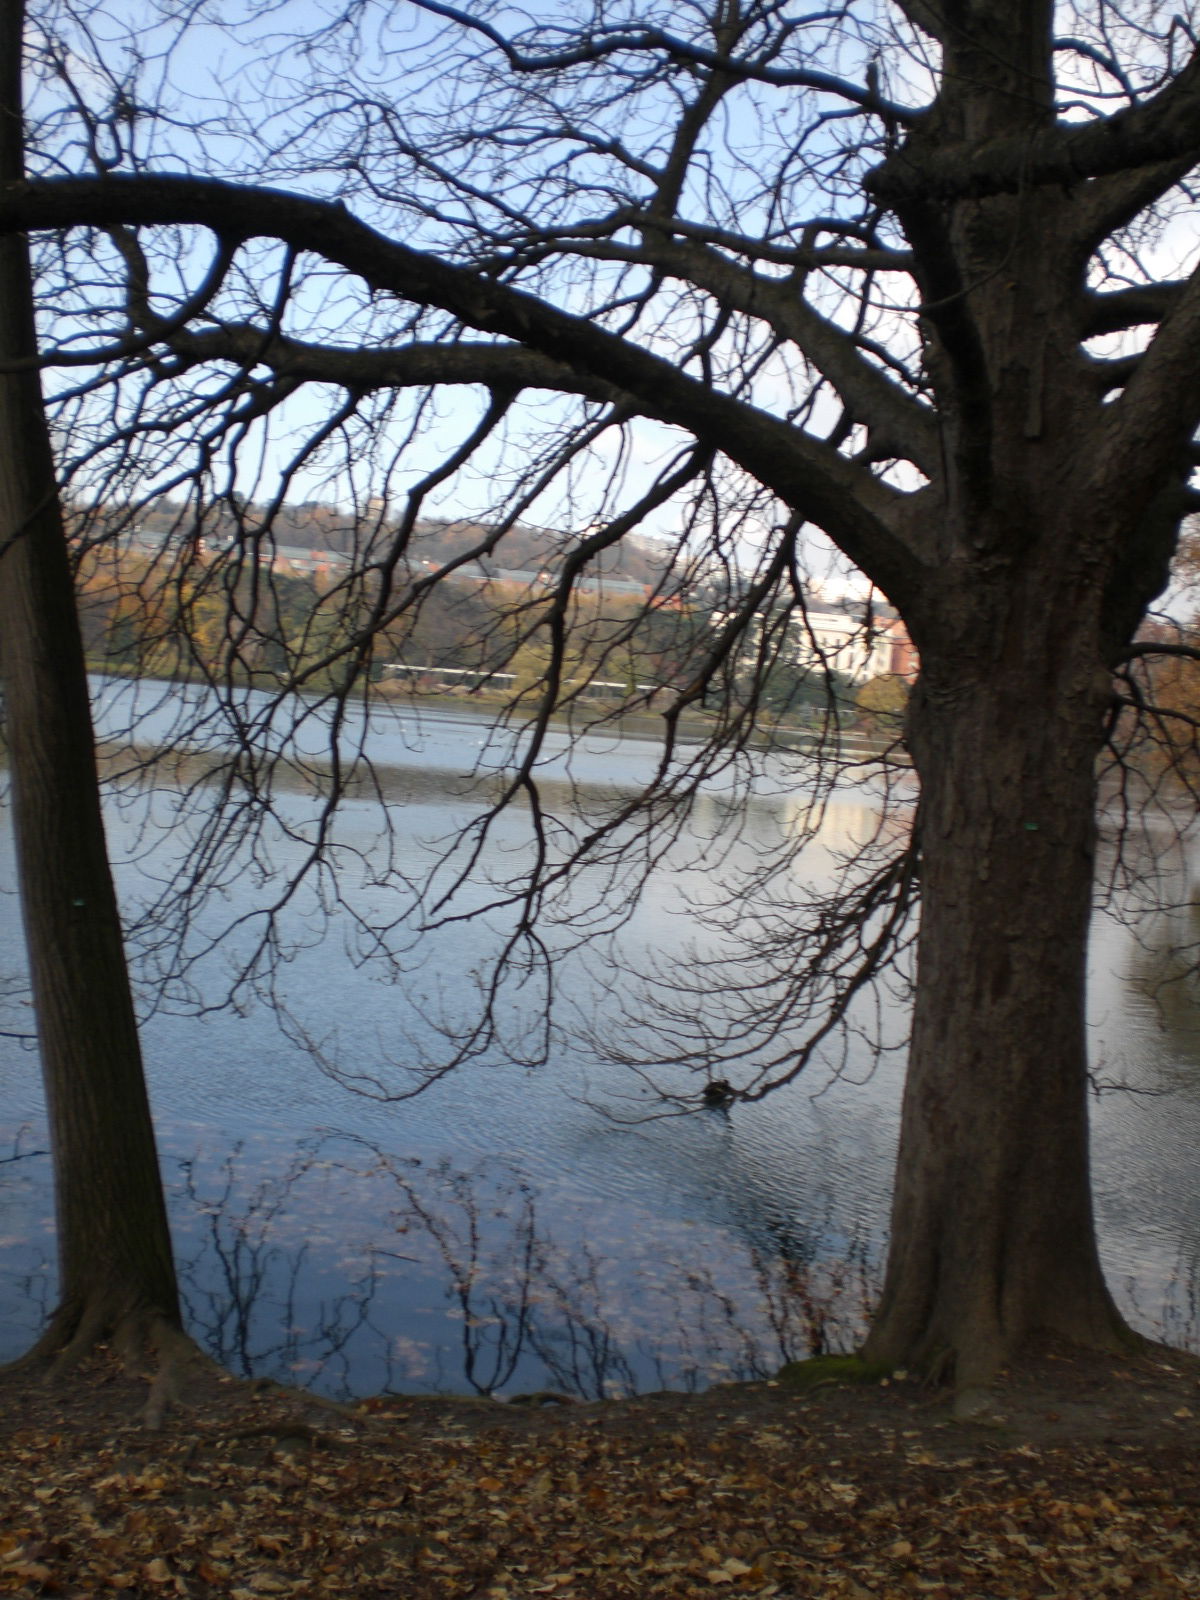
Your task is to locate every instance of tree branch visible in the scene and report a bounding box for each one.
[0,173,927,603]
[407,0,917,120]
[1093,262,1200,492]
[1119,639,1200,664]
[620,214,915,274]
[143,323,629,406]
[1082,281,1187,338]
[0,233,237,372]
[586,231,938,472]
[870,49,1200,204]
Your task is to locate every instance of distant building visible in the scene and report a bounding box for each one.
[715,597,918,686]
[259,545,352,578]
[878,613,920,682]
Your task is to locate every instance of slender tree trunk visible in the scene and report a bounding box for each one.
[863,578,1135,1393]
[0,0,181,1375]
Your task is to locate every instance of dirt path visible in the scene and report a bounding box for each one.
[2,1343,1198,1597]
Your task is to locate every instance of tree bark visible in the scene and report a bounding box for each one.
[0,0,181,1374]
[863,575,1135,1391]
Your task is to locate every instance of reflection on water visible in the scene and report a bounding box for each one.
[1120,895,1200,1080]
[1,1128,876,1400]
[4,703,1200,1393]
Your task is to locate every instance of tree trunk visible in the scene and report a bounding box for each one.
[0,0,182,1376]
[863,588,1135,1393]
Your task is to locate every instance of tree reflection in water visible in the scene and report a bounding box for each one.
[165,1133,878,1399]
[0,1125,53,1344]
[5,1120,1200,1392]
[175,1144,394,1393]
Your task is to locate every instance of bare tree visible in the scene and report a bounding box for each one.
[4,0,1200,1399]
[0,0,181,1393]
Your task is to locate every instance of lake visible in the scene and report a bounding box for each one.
[2,681,1200,1397]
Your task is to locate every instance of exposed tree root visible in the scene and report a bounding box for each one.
[244,1377,361,1419]
[180,1419,357,1468]
[863,1316,1147,1415]
[3,1294,219,1429]
[3,1298,379,1437]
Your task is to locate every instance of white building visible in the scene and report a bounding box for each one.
[716,599,914,685]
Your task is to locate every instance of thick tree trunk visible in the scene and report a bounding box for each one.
[863,604,1135,1393]
[0,0,182,1377]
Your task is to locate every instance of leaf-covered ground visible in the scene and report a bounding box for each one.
[2,1344,1199,1598]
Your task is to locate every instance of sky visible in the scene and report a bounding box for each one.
[23,0,1200,604]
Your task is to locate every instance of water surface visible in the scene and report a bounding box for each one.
[2,692,1199,1395]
